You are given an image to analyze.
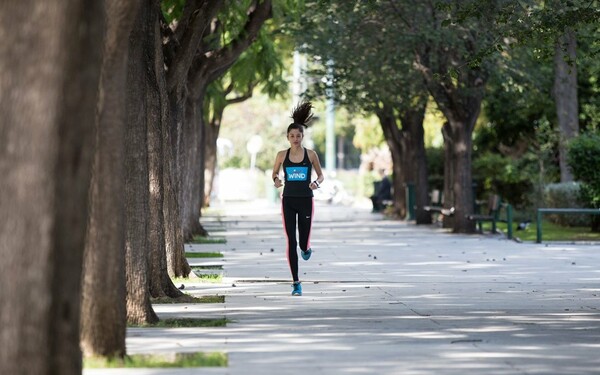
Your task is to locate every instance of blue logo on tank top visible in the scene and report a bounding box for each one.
[286,166,308,181]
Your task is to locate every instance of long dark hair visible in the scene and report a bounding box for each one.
[287,101,314,134]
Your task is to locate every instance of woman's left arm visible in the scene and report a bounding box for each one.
[309,150,324,189]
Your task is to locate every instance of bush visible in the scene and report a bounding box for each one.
[472,152,533,208]
[544,182,590,227]
[568,132,600,207]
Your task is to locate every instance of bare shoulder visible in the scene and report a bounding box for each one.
[275,149,287,161]
[307,148,320,160]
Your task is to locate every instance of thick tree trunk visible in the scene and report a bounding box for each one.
[419,76,482,233]
[145,2,185,299]
[125,0,159,325]
[81,0,140,359]
[401,104,430,225]
[553,29,579,182]
[0,1,104,374]
[448,124,476,233]
[166,93,191,277]
[182,96,207,240]
[164,140,190,278]
[147,83,167,298]
[377,106,406,218]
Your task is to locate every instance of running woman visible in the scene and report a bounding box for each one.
[272,102,324,296]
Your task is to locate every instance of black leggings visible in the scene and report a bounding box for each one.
[281,196,314,282]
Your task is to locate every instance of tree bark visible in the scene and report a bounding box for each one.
[163,1,225,242]
[165,93,190,277]
[182,94,207,240]
[204,106,223,207]
[0,1,104,374]
[553,29,579,182]
[448,123,476,233]
[146,4,186,297]
[125,0,159,325]
[399,102,430,225]
[180,0,273,239]
[80,0,140,359]
[377,104,406,218]
[414,49,484,233]
[441,122,455,229]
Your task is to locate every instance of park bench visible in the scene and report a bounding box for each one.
[423,189,455,219]
[466,194,513,239]
[536,208,600,243]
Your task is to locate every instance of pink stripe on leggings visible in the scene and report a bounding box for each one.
[306,197,314,249]
[280,198,292,275]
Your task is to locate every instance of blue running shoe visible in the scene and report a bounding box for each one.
[291,282,302,296]
[301,248,312,261]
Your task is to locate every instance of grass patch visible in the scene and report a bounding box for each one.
[190,236,226,244]
[185,252,224,258]
[151,295,224,304]
[84,352,227,368]
[192,273,223,283]
[482,220,600,242]
[194,265,223,270]
[153,318,228,328]
[130,317,229,328]
[172,272,223,284]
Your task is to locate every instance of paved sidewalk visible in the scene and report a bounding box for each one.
[86,200,600,375]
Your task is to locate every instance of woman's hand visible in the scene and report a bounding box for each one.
[274,176,283,188]
[310,181,320,190]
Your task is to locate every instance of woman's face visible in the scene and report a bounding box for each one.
[287,128,303,147]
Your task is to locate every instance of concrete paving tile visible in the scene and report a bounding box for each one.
[86,199,600,375]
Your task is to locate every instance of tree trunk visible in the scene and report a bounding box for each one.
[146,4,186,298]
[400,103,430,225]
[377,105,406,218]
[182,95,207,240]
[390,141,407,218]
[204,106,224,207]
[420,80,482,232]
[0,1,104,374]
[553,29,579,182]
[441,122,455,229]
[125,0,159,325]
[165,92,191,277]
[448,123,476,233]
[196,95,208,226]
[181,0,273,236]
[80,0,140,359]
[162,1,225,243]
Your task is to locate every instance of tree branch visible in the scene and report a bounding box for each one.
[226,83,255,105]
[166,0,224,93]
[160,11,177,69]
[190,0,272,89]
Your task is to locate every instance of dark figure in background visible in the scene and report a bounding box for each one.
[371,169,392,212]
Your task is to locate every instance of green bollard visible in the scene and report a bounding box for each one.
[506,204,513,240]
[536,209,542,243]
[405,183,415,220]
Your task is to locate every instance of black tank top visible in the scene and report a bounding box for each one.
[282,148,313,197]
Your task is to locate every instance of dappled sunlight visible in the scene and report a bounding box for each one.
[119,201,600,373]
[383,331,467,340]
[442,351,573,360]
[447,326,524,333]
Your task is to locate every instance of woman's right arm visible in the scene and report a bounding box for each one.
[272,151,284,188]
